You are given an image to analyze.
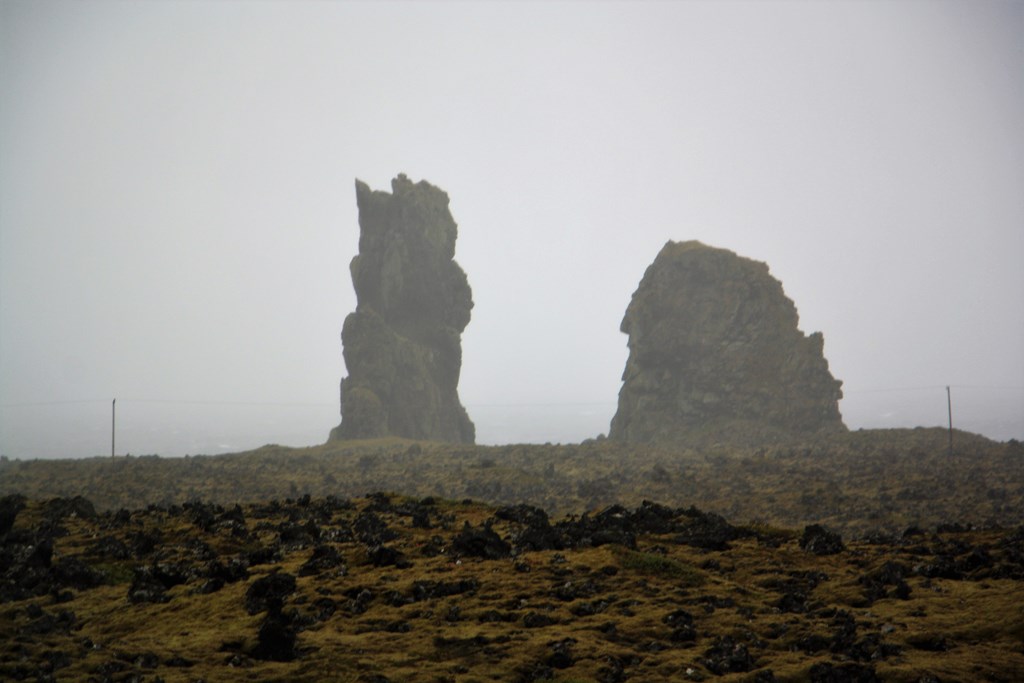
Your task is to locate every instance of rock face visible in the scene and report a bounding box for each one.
[329,175,475,443]
[609,240,844,444]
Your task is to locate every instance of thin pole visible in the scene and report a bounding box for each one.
[112,398,116,458]
[946,386,953,456]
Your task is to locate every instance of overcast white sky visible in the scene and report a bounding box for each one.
[2,0,1022,458]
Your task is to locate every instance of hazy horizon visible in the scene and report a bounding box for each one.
[2,0,1022,459]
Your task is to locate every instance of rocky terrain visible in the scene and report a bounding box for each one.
[2,428,1021,539]
[4,428,1023,680]
[3,489,1024,682]
[330,174,475,444]
[610,241,845,445]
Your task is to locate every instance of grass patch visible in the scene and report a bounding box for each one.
[91,561,136,585]
[614,548,706,586]
[742,521,799,543]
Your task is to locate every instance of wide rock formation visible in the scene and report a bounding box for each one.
[609,240,845,444]
[329,175,475,443]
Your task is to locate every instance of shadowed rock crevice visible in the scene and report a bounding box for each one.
[330,175,475,443]
[610,240,845,445]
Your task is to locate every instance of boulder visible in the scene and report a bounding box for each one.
[330,175,475,443]
[245,572,297,615]
[610,240,845,444]
[800,524,845,556]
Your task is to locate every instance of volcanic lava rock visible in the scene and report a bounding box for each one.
[126,562,191,604]
[298,545,346,577]
[800,524,845,556]
[251,612,298,662]
[329,174,475,443]
[609,240,845,444]
[0,494,25,535]
[674,509,741,550]
[809,661,880,682]
[451,521,512,559]
[245,572,297,615]
[702,635,754,675]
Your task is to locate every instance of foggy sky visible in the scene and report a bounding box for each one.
[2,0,1022,458]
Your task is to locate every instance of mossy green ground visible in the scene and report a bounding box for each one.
[3,494,1024,682]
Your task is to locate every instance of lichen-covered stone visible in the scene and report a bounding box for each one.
[609,240,844,445]
[329,175,475,443]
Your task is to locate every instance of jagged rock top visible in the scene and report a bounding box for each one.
[349,175,472,337]
[610,240,845,445]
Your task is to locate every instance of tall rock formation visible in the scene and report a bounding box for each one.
[609,240,845,445]
[329,175,475,443]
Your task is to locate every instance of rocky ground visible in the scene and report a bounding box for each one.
[2,428,1022,538]
[3,491,1024,682]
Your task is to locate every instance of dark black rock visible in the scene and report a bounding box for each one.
[164,655,195,667]
[127,530,161,557]
[344,587,376,614]
[809,662,881,683]
[383,589,413,608]
[0,494,26,535]
[353,511,398,546]
[800,524,845,555]
[127,563,189,604]
[410,578,478,602]
[451,521,511,559]
[499,504,565,552]
[20,608,76,636]
[597,655,627,683]
[298,545,346,576]
[44,496,97,521]
[52,557,104,590]
[571,599,610,617]
[702,636,754,674]
[476,609,505,623]
[245,572,297,615]
[914,556,964,580]
[797,634,831,654]
[88,535,130,561]
[630,500,679,534]
[21,537,54,570]
[671,625,698,643]
[433,634,490,657]
[126,652,160,669]
[496,504,551,528]
[277,520,321,548]
[358,675,392,683]
[313,597,337,621]
[555,506,638,550]
[367,545,409,569]
[205,558,250,584]
[251,613,297,662]
[243,545,280,566]
[859,561,911,604]
[663,609,695,627]
[184,501,219,532]
[675,511,740,550]
[196,578,224,594]
[523,612,557,628]
[906,634,951,652]
[546,638,576,669]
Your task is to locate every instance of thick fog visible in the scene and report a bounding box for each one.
[2,1,1022,458]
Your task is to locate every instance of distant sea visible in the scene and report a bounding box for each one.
[2,388,1021,459]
